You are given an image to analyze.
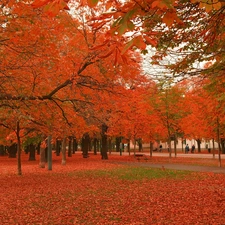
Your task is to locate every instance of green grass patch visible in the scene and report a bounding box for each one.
[68,167,193,181]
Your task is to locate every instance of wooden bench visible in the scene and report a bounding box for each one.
[134,153,148,161]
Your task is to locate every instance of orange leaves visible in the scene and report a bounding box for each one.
[87,0,99,7]
[0,153,225,224]
[191,0,222,12]
[162,11,182,27]
[31,0,51,8]
[31,0,100,15]
[111,9,136,36]
[32,0,70,16]
[122,36,146,54]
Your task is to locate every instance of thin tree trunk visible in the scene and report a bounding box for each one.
[93,138,97,155]
[108,139,112,154]
[28,144,36,161]
[116,137,120,152]
[174,134,177,158]
[39,145,46,168]
[72,137,78,154]
[82,134,89,158]
[16,121,22,176]
[168,138,172,158]
[133,138,136,155]
[48,135,52,170]
[128,140,130,156]
[181,138,184,153]
[150,141,153,158]
[101,124,108,160]
[196,139,201,153]
[56,139,61,156]
[217,117,222,167]
[212,138,215,159]
[68,137,72,157]
[61,137,66,165]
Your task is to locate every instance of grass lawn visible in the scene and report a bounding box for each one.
[0,152,224,224]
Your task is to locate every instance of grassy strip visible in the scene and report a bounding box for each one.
[68,167,194,181]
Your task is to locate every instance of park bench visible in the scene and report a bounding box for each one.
[134,153,148,161]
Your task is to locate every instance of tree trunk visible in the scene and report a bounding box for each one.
[16,121,22,176]
[174,134,177,157]
[212,138,215,159]
[101,124,108,160]
[220,138,225,154]
[61,137,66,165]
[68,137,72,157]
[56,139,61,156]
[93,138,98,155]
[168,138,172,158]
[28,143,36,161]
[8,143,17,158]
[108,139,112,154]
[72,137,78,154]
[39,145,46,168]
[196,139,201,153]
[36,142,41,155]
[48,135,52,170]
[217,117,222,167]
[0,145,6,156]
[127,141,130,156]
[116,137,120,152]
[150,141,153,158]
[133,138,136,155]
[138,139,143,152]
[82,134,89,158]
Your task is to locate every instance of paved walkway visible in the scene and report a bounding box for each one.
[111,161,225,174]
[110,152,225,174]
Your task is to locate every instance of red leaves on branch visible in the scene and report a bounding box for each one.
[32,0,70,16]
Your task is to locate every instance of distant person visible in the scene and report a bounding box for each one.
[185,144,189,154]
[191,144,195,153]
[159,144,162,152]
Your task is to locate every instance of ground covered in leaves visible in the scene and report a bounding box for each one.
[0,152,225,225]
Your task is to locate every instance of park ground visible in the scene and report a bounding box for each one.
[0,151,225,225]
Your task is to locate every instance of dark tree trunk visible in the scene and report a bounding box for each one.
[45,146,48,162]
[36,142,41,155]
[138,139,143,152]
[24,145,29,154]
[116,137,120,152]
[93,138,98,155]
[88,137,92,152]
[72,137,78,154]
[174,134,177,157]
[101,124,108,160]
[221,138,225,154]
[16,121,22,175]
[0,145,6,156]
[39,146,45,168]
[56,139,61,156]
[28,143,36,161]
[68,137,72,157]
[127,141,130,155]
[108,139,112,154]
[196,139,201,153]
[8,143,17,158]
[82,133,89,158]
[61,137,66,165]
[150,141,153,158]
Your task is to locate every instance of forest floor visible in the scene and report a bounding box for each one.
[0,152,225,225]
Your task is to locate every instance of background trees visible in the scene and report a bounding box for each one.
[1,0,225,174]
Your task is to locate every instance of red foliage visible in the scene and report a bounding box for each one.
[0,153,224,224]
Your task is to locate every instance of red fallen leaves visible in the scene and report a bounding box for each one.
[0,153,224,224]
